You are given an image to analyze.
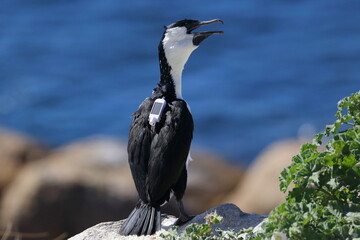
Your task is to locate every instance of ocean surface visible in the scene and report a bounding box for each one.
[1,0,359,165]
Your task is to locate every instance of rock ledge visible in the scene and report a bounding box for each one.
[69,203,267,240]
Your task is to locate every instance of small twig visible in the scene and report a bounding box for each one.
[53,233,68,240]
[318,186,345,204]
[0,224,12,240]
[344,122,355,126]
[0,231,48,239]
[14,232,21,240]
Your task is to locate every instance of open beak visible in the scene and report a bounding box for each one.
[191,19,224,45]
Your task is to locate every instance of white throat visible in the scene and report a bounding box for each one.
[162,27,198,99]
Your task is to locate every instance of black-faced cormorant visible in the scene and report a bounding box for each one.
[119,19,223,236]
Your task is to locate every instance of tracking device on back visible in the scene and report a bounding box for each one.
[149,98,167,126]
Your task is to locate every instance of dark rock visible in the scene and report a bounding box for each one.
[178,203,266,233]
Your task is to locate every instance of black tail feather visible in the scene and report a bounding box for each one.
[119,202,161,236]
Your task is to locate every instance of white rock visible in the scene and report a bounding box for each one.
[69,204,267,240]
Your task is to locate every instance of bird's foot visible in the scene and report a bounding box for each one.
[174,214,194,226]
[175,200,194,225]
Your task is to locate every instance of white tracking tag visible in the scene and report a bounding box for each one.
[149,98,167,126]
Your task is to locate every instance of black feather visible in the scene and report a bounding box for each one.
[119,201,161,236]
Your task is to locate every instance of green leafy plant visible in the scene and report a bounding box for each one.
[255,91,360,239]
[161,211,247,240]
[161,91,360,240]
[160,211,220,240]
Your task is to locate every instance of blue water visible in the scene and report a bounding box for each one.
[1,0,359,164]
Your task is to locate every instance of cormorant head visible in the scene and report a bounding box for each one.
[164,19,224,46]
[160,18,223,73]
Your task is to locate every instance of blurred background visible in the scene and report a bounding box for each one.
[0,0,359,239]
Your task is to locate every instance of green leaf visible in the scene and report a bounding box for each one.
[342,154,356,168]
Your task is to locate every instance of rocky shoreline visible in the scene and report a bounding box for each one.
[69,204,267,240]
[0,127,303,239]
